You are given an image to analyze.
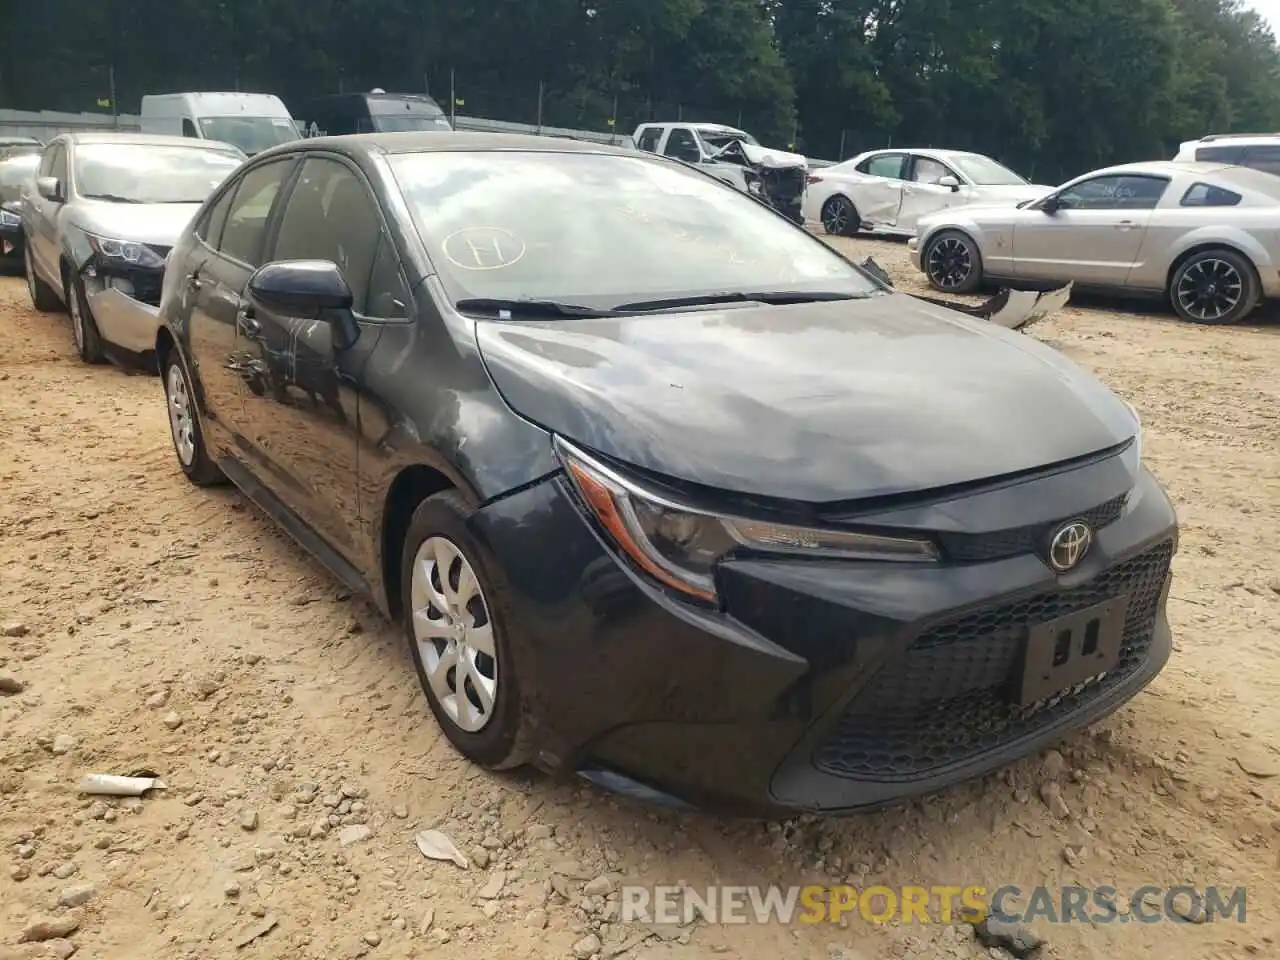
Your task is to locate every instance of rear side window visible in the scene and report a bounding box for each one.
[1181,182,1242,207]
[1243,144,1280,175]
[196,185,236,246]
[182,119,198,138]
[858,152,906,180]
[636,127,661,153]
[218,158,294,266]
[1195,145,1246,163]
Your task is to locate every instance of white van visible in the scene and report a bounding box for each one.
[1173,133,1280,175]
[140,92,301,157]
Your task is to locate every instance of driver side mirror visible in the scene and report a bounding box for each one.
[248,260,360,350]
[938,175,960,192]
[36,177,64,203]
[1041,195,1061,214]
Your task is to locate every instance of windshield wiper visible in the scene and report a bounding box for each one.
[454,297,617,319]
[613,290,867,313]
[81,193,143,203]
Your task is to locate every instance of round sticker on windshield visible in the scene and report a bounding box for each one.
[442,227,526,270]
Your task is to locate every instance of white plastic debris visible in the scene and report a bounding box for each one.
[414,829,469,868]
[78,774,167,797]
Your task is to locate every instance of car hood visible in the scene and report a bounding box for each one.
[475,293,1136,503]
[712,140,808,169]
[72,201,202,246]
[970,183,1054,202]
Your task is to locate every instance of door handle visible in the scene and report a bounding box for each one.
[237,306,261,337]
[1115,220,1137,230]
[187,273,203,291]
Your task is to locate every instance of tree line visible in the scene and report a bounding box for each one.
[3,0,1278,182]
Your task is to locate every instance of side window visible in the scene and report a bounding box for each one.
[1057,175,1168,210]
[857,152,906,180]
[182,118,198,138]
[270,158,380,313]
[663,128,701,163]
[1242,144,1280,175]
[1181,182,1243,207]
[366,234,410,319]
[49,144,68,183]
[912,156,953,184]
[636,127,661,153]
[196,184,236,246]
[219,159,294,266]
[38,144,58,177]
[1195,145,1246,163]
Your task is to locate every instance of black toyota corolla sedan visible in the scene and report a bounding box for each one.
[155,132,1177,815]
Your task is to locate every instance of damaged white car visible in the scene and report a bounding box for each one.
[22,132,245,365]
[804,148,1052,238]
[633,122,809,223]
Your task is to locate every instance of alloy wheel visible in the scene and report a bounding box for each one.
[927,236,972,289]
[68,283,85,353]
[166,363,196,467]
[1175,258,1242,322]
[411,536,498,733]
[823,197,851,235]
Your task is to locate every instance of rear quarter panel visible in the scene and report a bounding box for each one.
[1128,204,1280,294]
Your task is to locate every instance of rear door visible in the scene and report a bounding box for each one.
[183,156,299,449]
[850,151,908,228]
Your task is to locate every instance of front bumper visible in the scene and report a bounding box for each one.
[83,265,164,354]
[907,236,922,271]
[470,460,1177,816]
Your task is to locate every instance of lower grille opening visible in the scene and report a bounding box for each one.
[813,541,1173,782]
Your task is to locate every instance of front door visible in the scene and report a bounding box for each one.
[895,154,964,234]
[29,142,67,282]
[182,156,298,445]
[1012,174,1169,286]
[232,155,390,555]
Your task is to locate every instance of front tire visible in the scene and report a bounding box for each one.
[67,277,106,364]
[1169,248,1259,325]
[25,246,60,312]
[923,229,983,294]
[162,349,225,486]
[821,195,858,237]
[401,490,530,771]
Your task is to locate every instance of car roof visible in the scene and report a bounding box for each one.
[266,131,639,159]
[60,131,244,150]
[1071,159,1280,201]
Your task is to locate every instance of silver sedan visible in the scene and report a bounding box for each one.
[909,160,1280,324]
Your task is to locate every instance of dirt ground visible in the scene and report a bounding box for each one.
[1,236,1279,960]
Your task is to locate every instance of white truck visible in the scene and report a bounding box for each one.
[632,121,809,222]
[140,92,301,157]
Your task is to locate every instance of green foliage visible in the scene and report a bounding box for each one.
[2,0,1279,179]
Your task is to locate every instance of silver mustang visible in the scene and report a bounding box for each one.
[909,160,1280,324]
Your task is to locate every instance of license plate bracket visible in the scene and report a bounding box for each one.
[1015,596,1129,707]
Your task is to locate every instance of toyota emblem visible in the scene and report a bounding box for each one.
[1047,521,1092,572]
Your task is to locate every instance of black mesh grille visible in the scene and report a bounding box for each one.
[936,493,1128,563]
[812,540,1172,781]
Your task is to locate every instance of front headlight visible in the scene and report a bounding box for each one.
[86,233,166,268]
[555,438,938,604]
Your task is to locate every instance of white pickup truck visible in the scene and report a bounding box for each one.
[632,122,808,223]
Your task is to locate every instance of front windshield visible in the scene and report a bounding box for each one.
[949,154,1027,186]
[389,150,878,306]
[697,129,759,152]
[0,154,39,201]
[198,116,299,155]
[75,144,244,203]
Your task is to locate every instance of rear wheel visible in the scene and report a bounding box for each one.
[1169,248,1259,325]
[923,229,983,294]
[67,277,106,364]
[25,246,60,312]
[162,349,225,486]
[821,195,858,237]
